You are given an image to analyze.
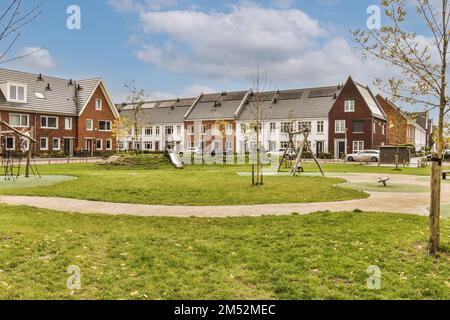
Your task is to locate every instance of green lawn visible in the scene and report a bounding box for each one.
[0,163,367,206]
[0,205,448,300]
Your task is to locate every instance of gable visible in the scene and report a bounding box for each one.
[79,81,119,118]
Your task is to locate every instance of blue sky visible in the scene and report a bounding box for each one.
[1,0,429,110]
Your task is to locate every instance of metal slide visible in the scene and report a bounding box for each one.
[169,152,184,169]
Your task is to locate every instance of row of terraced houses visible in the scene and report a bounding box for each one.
[0,68,431,159]
[0,68,119,156]
[119,76,431,159]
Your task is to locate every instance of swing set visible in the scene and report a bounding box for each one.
[0,120,41,181]
[277,127,325,177]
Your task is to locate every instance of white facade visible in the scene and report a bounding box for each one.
[120,123,185,153]
[236,118,329,156]
[414,123,427,151]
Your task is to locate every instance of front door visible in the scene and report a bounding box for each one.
[86,140,93,157]
[64,139,73,156]
[316,141,324,157]
[335,139,346,159]
[155,141,160,152]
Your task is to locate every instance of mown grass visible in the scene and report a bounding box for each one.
[0,205,448,300]
[0,162,367,206]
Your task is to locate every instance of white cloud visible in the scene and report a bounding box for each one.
[15,47,56,70]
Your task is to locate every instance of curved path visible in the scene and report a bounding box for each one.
[0,173,447,217]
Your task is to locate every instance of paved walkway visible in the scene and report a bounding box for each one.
[0,173,447,218]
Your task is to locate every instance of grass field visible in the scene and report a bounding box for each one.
[0,205,448,300]
[0,162,368,206]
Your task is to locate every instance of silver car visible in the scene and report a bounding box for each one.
[346,150,380,162]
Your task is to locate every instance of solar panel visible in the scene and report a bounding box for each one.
[308,88,337,98]
[158,101,175,108]
[223,91,247,101]
[277,90,303,100]
[200,93,222,103]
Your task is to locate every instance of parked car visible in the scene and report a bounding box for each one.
[346,150,380,162]
[266,148,297,160]
[179,147,202,157]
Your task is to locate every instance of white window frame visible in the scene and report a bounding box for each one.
[41,116,59,129]
[177,126,182,135]
[99,120,112,132]
[200,125,206,136]
[226,141,233,151]
[9,113,29,128]
[156,126,161,135]
[270,123,276,134]
[188,125,194,136]
[96,139,103,150]
[317,121,324,133]
[65,117,73,130]
[344,100,355,112]
[106,139,113,151]
[86,119,94,131]
[335,120,346,134]
[8,83,27,103]
[95,99,102,111]
[52,138,61,151]
[353,141,364,153]
[226,124,234,136]
[40,137,49,151]
[165,126,174,135]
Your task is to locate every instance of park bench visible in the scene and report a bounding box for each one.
[378,177,390,187]
[442,170,450,180]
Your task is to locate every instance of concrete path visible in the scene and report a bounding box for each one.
[0,173,447,218]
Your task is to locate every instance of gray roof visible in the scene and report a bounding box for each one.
[121,98,196,124]
[186,91,248,121]
[0,68,101,116]
[238,87,341,121]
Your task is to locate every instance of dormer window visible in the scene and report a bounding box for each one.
[95,99,102,111]
[8,83,27,103]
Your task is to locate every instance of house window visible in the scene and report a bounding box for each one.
[106,139,113,150]
[200,125,206,135]
[226,141,233,151]
[40,138,48,151]
[86,119,93,131]
[373,122,376,134]
[299,121,312,132]
[177,126,182,135]
[270,123,276,134]
[52,138,61,151]
[353,141,364,153]
[212,124,220,136]
[188,125,194,135]
[317,121,324,133]
[226,124,234,136]
[241,124,247,133]
[352,120,365,133]
[9,114,29,128]
[144,141,153,150]
[8,84,27,103]
[281,141,290,149]
[345,100,355,112]
[41,116,58,129]
[96,139,103,150]
[269,141,277,151]
[188,141,195,148]
[5,137,15,150]
[156,126,160,135]
[144,127,152,136]
[95,99,102,111]
[165,126,174,135]
[65,118,72,130]
[281,122,292,133]
[99,120,112,132]
[335,120,346,134]
[382,124,386,135]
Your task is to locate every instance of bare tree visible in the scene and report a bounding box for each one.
[247,65,270,186]
[124,81,148,154]
[0,0,43,64]
[353,0,449,256]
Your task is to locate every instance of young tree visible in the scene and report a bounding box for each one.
[0,0,43,64]
[247,66,270,186]
[353,0,449,256]
[124,81,148,154]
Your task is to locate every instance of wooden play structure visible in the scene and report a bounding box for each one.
[0,119,40,180]
[277,127,325,177]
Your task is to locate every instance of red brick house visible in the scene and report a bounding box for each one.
[0,68,119,156]
[328,77,387,158]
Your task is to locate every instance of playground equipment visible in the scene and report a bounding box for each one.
[169,152,184,169]
[277,126,325,177]
[0,120,40,181]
